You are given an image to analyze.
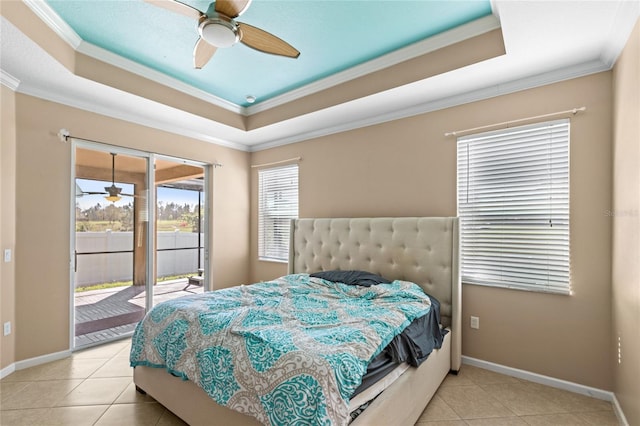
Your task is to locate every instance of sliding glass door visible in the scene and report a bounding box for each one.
[152,156,206,305]
[72,145,209,349]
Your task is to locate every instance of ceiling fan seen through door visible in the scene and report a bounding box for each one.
[145,0,300,69]
[76,153,135,203]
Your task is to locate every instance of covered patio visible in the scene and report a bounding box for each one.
[74,278,204,348]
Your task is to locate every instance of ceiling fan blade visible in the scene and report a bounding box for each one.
[214,0,252,18]
[193,37,217,69]
[144,0,203,20]
[238,23,300,58]
[77,191,108,197]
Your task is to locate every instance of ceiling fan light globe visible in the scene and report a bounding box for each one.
[199,19,238,48]
[105,195,122,203]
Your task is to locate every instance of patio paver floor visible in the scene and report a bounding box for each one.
[74,279,204,348]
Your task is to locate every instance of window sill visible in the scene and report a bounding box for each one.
[258,257,288,264]
[462,281,572,296]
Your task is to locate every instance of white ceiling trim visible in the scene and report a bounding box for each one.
[599,0,640,67]
[245,14,501,114]
[23,0,82,49]
[21,0,501,116]
[76,42,244,115]
[23,0,244,115]
[6,1,638,154]
[15,80,250,152]
[9,52,609,154]
[1,70,21,90]
[249,58,611,152]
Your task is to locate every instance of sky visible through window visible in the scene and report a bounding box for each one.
[76,179,199,209]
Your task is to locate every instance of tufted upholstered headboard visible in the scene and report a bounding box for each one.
[288,217,461,369]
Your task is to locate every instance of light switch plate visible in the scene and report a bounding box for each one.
[3,249,11,263]
[470,316,480,329]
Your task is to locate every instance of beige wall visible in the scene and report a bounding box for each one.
[12,93,250,361]
[612,18,640,426]
[251,72,614,390]
[1,85,17,369]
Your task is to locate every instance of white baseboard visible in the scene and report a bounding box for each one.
[461,356,628,425]
[610,393,630,426]
[0,363,16,379]
[13,349,72,371]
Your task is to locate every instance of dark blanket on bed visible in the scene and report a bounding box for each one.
[352,295,447,397]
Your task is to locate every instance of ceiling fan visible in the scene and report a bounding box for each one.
[76,153,135,203]
[145,0,300,69]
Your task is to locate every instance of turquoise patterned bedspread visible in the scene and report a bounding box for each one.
[130,273,432,425]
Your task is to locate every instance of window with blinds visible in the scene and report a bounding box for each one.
[457,119,570,294]
[258,164,299,262]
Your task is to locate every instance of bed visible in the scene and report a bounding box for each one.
[132,217,461,425]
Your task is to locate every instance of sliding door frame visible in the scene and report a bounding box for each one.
[69,143,211,351]
[152,153,212,296]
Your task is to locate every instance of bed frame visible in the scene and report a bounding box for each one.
[134,217,461,425]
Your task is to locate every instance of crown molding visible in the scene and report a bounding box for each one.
[22,0,82,49]
[22,0,244,115]
[600,0,640,68]
[9,51,609,154]
[16,81,250,152]
[23,0,500,117]
[1,69,21,90]
[76,42,244,115]
[249,58,610,151]
[245,14,501,115]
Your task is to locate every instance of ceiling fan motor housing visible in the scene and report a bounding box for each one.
[198,13,239,48]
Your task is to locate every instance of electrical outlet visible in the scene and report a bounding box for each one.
[3,322,11,336]
[470,316,480,329]
[618,336,622,365]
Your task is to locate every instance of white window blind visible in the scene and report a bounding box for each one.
[258,164,299,262]
[457,119,570,294]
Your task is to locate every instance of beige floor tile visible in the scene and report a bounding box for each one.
[522,382,613,413]
[0,407,49,425]
[417,395,461,422]
[114,382,156,404]
[439,371,476,388]
[574,410,621,425]
[35,405,110,425]
[93,402,166,425]
[90,356,134,378]
[73,340,129,360]
[436,385,515,419]
[460,365,522,386]
[0,337,621,426]
[0,359,69,382]
[521,412,590,425]
[0,381,30,402]
[41,358,110,380]
[480,382,566,416]
[1,379,83,409]
[465,417,529,425]
[115,345,132,359]
[55,377,131,407]
[156,408,189,426]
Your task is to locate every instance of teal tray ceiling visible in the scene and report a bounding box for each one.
[46,0,492,107]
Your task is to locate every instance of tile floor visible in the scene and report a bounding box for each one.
[1,338,620,425]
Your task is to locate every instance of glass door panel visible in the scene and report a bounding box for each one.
[152,157,206,304]
[73,147,149,348]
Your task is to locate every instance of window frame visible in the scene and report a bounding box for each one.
[456,119,571,295]
[258,163,299,263]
